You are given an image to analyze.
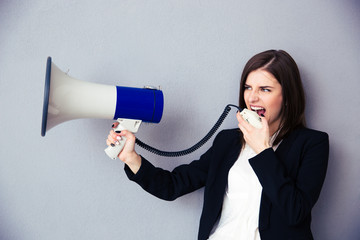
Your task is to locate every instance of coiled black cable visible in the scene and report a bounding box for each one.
[135,104,241,157]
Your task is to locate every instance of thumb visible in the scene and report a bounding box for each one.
[119,130,136,147]
[117,130,134,140]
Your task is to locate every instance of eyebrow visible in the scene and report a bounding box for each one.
[244,84,274,88]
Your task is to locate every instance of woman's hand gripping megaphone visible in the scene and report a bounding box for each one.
[104,119,142,159]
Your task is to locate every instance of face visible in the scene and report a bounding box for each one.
[244,69,283,135]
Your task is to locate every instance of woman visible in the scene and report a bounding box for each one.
[106,50,329,240]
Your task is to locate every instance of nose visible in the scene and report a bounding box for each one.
[248,90,259,103]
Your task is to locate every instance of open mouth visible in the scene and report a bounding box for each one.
[251,106,266,116]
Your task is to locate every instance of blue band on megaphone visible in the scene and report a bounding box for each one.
[114,86,164,123]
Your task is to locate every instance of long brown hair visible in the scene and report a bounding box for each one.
[239,50,306,146]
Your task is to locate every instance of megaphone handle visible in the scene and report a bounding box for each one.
[104,118,142,160]
[104,136,127,160]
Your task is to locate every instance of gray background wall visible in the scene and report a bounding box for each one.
[0,0,359,239]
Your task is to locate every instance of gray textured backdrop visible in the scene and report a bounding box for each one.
[0,0,359,239]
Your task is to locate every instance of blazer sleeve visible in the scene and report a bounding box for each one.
[249,130,329,226]
[123,130,227,201]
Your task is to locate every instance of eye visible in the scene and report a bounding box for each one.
[261,87,271,92]
[244,84,252,90]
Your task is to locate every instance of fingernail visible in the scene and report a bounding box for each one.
[115,141,120,145]
[115,130,121,133]
[116,136,121,140]
[110,143,115,147]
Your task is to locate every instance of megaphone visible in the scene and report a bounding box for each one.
[41,57,164,159]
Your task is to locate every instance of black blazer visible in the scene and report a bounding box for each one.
[125,127,329,240]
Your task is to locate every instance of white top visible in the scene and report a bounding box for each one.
[208,140,280,240]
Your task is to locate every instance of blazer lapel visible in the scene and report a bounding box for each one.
[206,132,242,204]
[258,128,302,231]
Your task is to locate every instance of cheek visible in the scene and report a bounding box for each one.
[268,97,283,118]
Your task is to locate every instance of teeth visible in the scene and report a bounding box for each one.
[251,106,265,111]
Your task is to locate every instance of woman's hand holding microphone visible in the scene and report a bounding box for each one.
[236,111,271,154]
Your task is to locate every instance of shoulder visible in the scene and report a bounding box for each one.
[218,128,241,136]
[292,127,329,142]
[285,127,329,152]
[215,128,242,141]
[211,128,242,148]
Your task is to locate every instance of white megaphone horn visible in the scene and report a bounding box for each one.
[41,57,164,159]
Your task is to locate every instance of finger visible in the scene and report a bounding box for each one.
[237,115,248,135]
[109,129,116,136]
[108,130,122,143]
[111,122,119,128]
[236,112,245,124]
[236,112,252,131]
[119,130,135,140]
[258,115,269,130]
[106,139,116,147]
[107,134,121,144]
[109,129,122,138]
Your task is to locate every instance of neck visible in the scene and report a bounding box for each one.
[269,117,282,137]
